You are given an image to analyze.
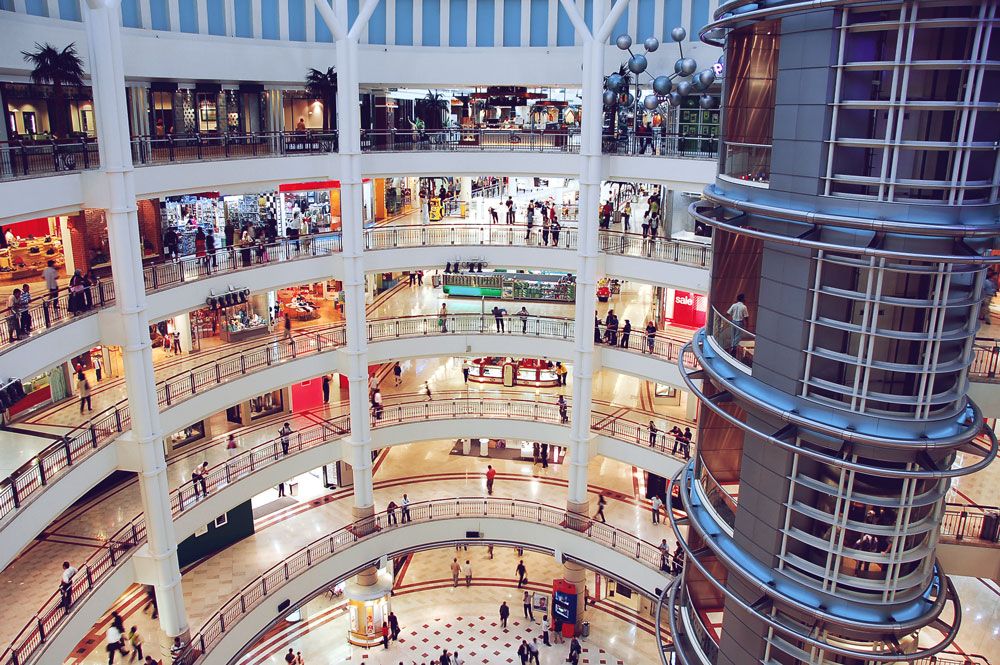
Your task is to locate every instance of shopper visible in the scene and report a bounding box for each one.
[645,321,657,354]
[541,214,550,245]
[6,289,22,340]
[106,623,128,664]
[540,442,549,469]
[322,374,331,403]
[517,641,530,665]
[77,371,92,414]
[381,621,390,649]
[651,494,663,524]
[557,395,568,424]
[620,319,631,348]
[649,420,659,447]
[553,616,565,644]
[400,493,411,522]
[386,499,398,526]
[622,201,632,230]
[127,626,143,662]
[43,260,60,314]
[489,206,499,224]
[279,422,292,455]
[68,269,86,314]
[18,284,31,335]
[164,227,179,260]
[550,219,561,246]
[499,601,510,628]
[517,306,529,333]
[194,228,207,271]
[516,559,527,587]
[226,433,239,458]
[191,468,204,499]
[595,493,607,523]
[569,637,582,664]
[462,559,473,586]
[505,196,515,223]
[672,543,685,575]
[461,358,470,383]
[205,229,217,270]
[485,464,496,495]
[393,362,403,386]
[726,293,750,352]
[94,354,104,382]
[492,305,504,332]
[283,313,292,340]
[594,312,602,343]
[438,303,448,332]
[60,561,78,610]
[277,482,285,497]
[659,538,671,571]
[451,557,461,586]
[423,381,432,400]
[528,638,540,665]
[522,589,534,620]
[381,612,397,642]
[555,362,567,386]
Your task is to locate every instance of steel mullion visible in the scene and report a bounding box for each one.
[857,259,886,413]
[951,0,991,205]
[879,3,910,202]
[824,9,850,196]
[801,251,826,398]
[921,266,952,419]
[849,257,878,411]
[885,1,917,203]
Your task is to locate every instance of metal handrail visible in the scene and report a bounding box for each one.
[184,496,676,661]
[1,399,689,665]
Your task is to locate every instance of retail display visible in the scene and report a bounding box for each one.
[0,235,63,281]
[468,357,559,387]
[442,272,576,302]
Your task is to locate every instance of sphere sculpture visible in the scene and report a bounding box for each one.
[603,27,719,120]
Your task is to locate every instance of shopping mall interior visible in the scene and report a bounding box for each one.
[0,1,997,664]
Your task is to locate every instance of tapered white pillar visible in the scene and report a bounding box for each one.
[333,3,375,521]
[83,0,189,649]
[566,29,605,518]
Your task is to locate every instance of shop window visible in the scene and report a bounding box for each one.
[22,111,37,135]
[169,421,206,448]
[197,93,219,132]
[150,91,174,136]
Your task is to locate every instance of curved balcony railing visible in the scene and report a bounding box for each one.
[697,461,737,531]
[130,131,338,165]
[706,306,754,370]
[184,497,676,661]
[970,337,1000,383]
[940,502,1000,545]
[0,138,101,181]
[0,312,691,529]
[1,224,712,359]
[0,279,115,349]
[602,132,719,160]
[2,393,691,665]
[361,128,582,153]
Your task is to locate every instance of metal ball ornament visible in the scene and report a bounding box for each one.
[676,81,692,96]
[644,37,660,52]
[680,58,698,76]
[643,94,660,110]
[606,74,624,92]
[627,54,648,75]
[602,90,618,107]
[698,69,717,87]
[616,34,633,50]
[668,92,683,106]
[623,93,635,106]
[699,94,715,109]
[652,76,672,95]
[671,27,687,42]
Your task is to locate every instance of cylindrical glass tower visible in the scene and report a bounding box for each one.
[670,1,999,663]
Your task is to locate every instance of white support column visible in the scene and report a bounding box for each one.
[566,0,604,517]
[306,0,316,40]
[198,0,209,33]
[279,0,290,39]
[334,0,375,520]
[441,0,449,45]
[413,0,423,45]
[83,0,189,651]
[252,0,262,36]
[387,0,396,43]
[519,0,529,45]
[547,0,557,46]
[494,0,502,46]
[225,0,235,35]
[467,0,476,46]
[140,0,153,28]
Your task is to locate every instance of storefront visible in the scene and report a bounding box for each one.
[277,281,343,322]
[0,216,70,283]
[162,193,226,255]
[659,288,708,330]
[226,389,286,424]
[7,365,69,418]
[375,176,419,219]
[3,82,95,139]
[277,181,349,236]
[221,192,276,240]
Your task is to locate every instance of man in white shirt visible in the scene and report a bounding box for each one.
[42,260,60,313]
[726,293,750,352]
[462,559,472,587]
[106,624,127,662]
[60,561,77,609]
[287,210,302,250]
[651,494,663,524]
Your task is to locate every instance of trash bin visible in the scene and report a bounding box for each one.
[581,621,591,638]
[981,511,1000,542]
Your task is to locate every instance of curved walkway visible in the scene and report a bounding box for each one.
[0,312,692,534]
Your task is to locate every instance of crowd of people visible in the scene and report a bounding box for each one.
[5,262,101,342]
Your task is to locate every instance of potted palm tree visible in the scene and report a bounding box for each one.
[21,42,86,141]
[304,66,338,134]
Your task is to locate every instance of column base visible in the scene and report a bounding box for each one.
[565,499,590,532]
[562,559,588,632]
[345,569,393,647]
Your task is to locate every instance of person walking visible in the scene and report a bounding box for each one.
[393,362,402,386]
[381,621,390,649]
[461,358,470,383]
[401,493,411,522]
[438,303,448,332]
[651,494,663,524]
[7,288,23,341]
[622,201,632,230]
[277,481,286,497]
[522,589,534,620]
[127,627,143,662]
[552,616,565,644]
[279,422,292,455]
[322,374,331,404]
[540,442,549,469]
[388,611,400,640]
[206,228,217,271]
[94,354,104,382]
[528,638,540,665]
[516,559,527,587]
[485,465,496,495]
[525,201,534,240]
[226,433,239,458]
[620,319,631,348]
[517,641,530,665]
[60,561,78,610]
[18,284,32,336]
[283,313,292,340]
[77,370,93,414]
[423,381,432,400]
[541,214,550,245]
[558,395,568,424]
[450,558,461,586]
[541,617,551,646]
[106,623,128,664]
[595,493,607,523]
[499,601,510,628]
[568,637,582,665]
[462,559,473,587]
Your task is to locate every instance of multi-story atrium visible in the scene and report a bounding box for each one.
[0,1,996,664]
